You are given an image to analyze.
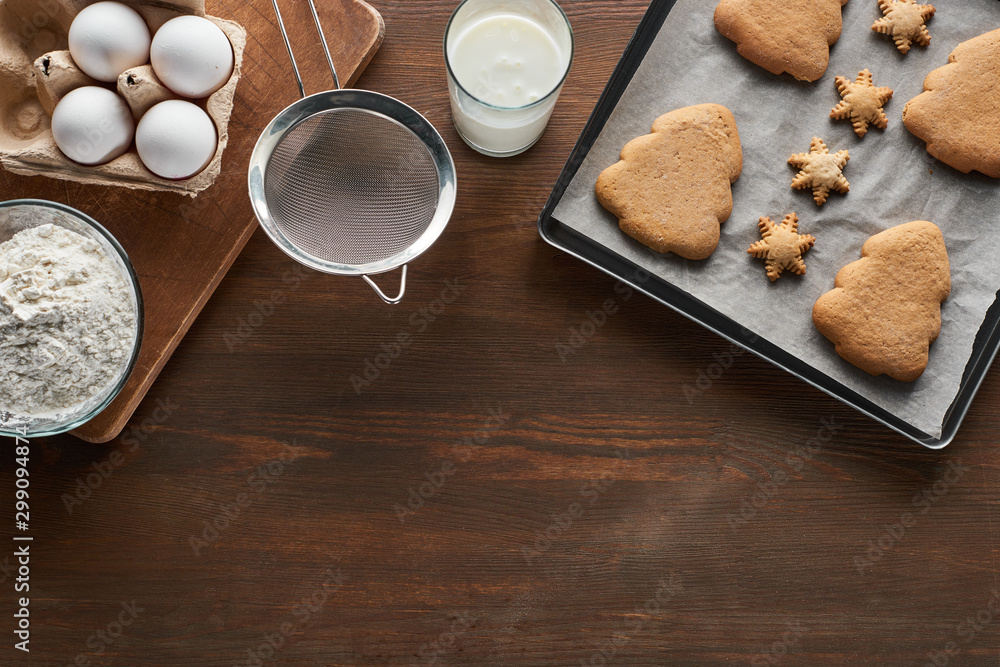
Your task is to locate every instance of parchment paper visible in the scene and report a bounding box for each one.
[553,0,1000,439]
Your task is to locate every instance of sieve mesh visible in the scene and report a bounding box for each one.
[263,108,441,267]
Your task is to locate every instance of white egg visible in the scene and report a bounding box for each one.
[136,100,217,180]
[51,87,135,166]
[151,16,234,99]
[68,2,151,83]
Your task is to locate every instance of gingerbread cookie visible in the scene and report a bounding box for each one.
[595,104,743,260]
[714,0,850,82]
[872,0,935,54]
[747,213,815,282]
[812,221,950,382]
[902,28,1000,178]
[788,137,849,206]
[830,69,893,138]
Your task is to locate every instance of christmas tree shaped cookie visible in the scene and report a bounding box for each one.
[903,28,1000,178]
[714,0,850,82]
[596,104,743,260]
[813,221,950,382]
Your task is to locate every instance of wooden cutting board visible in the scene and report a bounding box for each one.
[0,0,384,443]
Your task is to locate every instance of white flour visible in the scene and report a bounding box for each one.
[0,224,137,419]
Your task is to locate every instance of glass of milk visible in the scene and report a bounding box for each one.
[444,0,574,157]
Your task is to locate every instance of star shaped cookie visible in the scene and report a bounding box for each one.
[789,137,850,206]
[748,213,816,282]
[873,0,935,54]
[830,69,894,138]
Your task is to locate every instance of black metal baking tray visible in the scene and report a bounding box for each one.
[537,0,1000,449]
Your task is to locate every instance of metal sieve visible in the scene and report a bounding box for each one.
[248,0,456,304]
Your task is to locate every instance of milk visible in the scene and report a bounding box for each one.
[449,14,565,108]
[445,1,573,157]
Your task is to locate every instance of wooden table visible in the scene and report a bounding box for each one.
[3,0,999,665]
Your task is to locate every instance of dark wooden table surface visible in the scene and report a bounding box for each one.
[3,0,1000,665]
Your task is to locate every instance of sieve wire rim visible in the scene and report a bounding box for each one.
[248,89,457,277]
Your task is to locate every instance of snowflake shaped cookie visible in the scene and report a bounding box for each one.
[789,137,850,206]
[830,69,894,138]
[748,213,816,282]
[873,0,935,54]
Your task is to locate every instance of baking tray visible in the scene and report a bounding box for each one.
[537,0,1000,449]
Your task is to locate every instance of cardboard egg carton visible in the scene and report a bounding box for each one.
[0,0,246,196]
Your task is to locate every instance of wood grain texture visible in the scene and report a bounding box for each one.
[0,0,384,443]
[2,0,1000,665]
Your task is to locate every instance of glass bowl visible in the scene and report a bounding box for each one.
[0,199,144,438]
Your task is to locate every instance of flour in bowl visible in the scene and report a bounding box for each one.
[0,223,137,419]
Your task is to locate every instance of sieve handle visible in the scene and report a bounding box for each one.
[307,0,341,91]
[270,0,305,98]
[363,265,407,305]
[271,0,341,99]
